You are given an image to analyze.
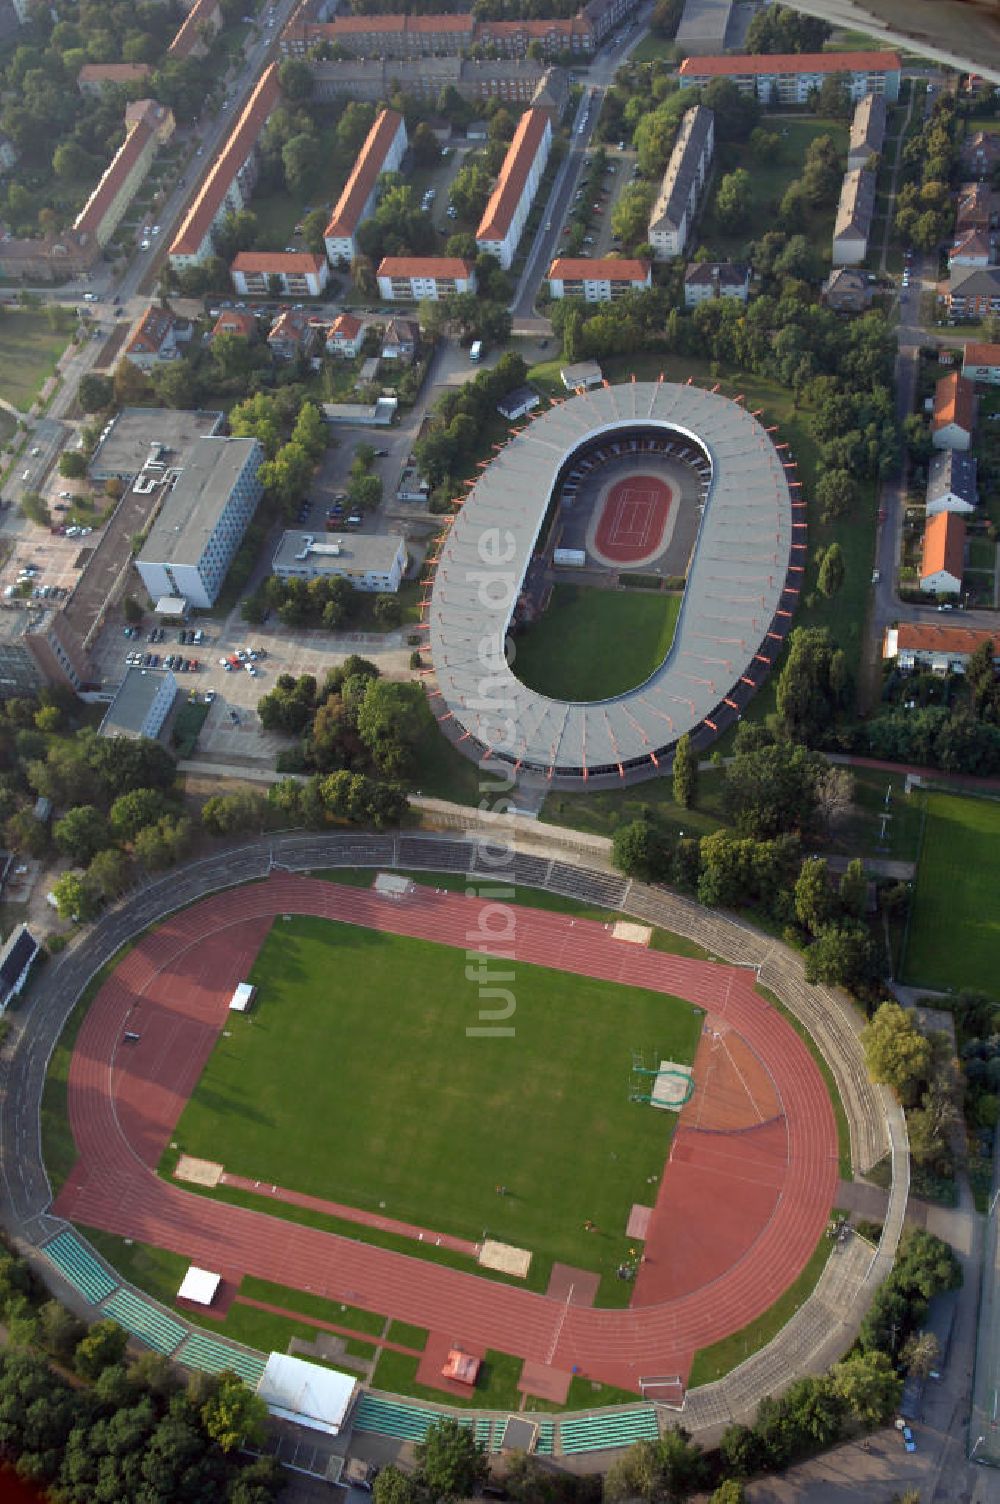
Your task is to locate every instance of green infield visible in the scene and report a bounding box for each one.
[511,584,681,701]
[168,915,702,1292]
[902,792,1000,994]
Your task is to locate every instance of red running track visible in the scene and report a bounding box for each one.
[594,474,672,564]
[55,875,838,1392]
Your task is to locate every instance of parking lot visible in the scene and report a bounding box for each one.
[0,525,97,608]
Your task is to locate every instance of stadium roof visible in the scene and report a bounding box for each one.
[428,382,796,779]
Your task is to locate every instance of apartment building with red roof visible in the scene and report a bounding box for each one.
[324,109,407,265]
[169,63,281,267]
[476,108,551,270]
[231,250,329,297]
[547,257,651,300]
[77,62,152,95]
[377,256,475,301]
[883,622,1000,672]
[678,50,901,103]
[963,341,1000,384]
[168,0,223,60]
[211,309,258,341]
[74,100,175,252]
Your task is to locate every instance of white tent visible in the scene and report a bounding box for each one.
[229,982,256,1012]
[177,1266,221,1306]
[256,1353,357,1435]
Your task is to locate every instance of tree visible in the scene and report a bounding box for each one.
[814,765,854,833]
[814,468,856,521]
[201,1370,268,1453]
[709,1485,746,1504]
[715,168,752,232]
[776,627,848,743]
[278,57,313,101]
[901,1330,940,1379]
[373,1464,418,1504]
[613,819,657,878]
[58,450,87,479]
[794,857,833,934]
[414,1417,488,1501]
[373,593,401,628]
[283,131,321,195]
[828,1350,901,1424]
[839,856,868,919]
[862,1002,932,1105]
[722,740,824,840]
[53,805,110,864]
[37,1300,85,1362]
[78,372,113,412]
[74,1318,128,1380]
[88,847,130,902]
[604,1439,664,1502]
[817,541,844,597]
[110,787,170,842]
[804,924,880,994]
[300,206,328,257]
[672,733,697,809]
[356,678,428,777]
[51,870,101,923]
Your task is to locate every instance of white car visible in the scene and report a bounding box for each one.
[246,663,257,677]
[30,446,40,456]
[140,239,150,250]
[151,225,160,236]
[21,469,30,481]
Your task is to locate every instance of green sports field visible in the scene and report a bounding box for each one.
[902,792,1000,994]
[511,584,681,701]
[168,916,701,1292]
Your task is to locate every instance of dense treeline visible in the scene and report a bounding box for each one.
[0,1244,283,1502]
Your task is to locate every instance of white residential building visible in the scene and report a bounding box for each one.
[647,106,714,261]
[137,437,264,609]
[99,668,178,740]
[547,257,651,301]
[678,50,901,103]
[683,260,750,305]
[476,108,552,270]
[847,92,887,170]
[231,251,329,297]
[376,256,476,301]
[324,109,407,265]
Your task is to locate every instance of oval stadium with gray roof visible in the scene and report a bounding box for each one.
[426,380,804,785]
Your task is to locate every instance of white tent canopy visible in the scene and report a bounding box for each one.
[256,1353,357,1435]
[229,982,256,1012]
[177,1266,221,1306]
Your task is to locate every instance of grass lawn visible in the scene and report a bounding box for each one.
[0,310,71,412]
[372,1346,524,1409]
[687,1228,834,1386]
[171,699,209,758]
[544,764,727,846]
[901,792,1000,994]
[831,769,926,865]
[167,915,702,1295]
[969,537,997,571]
[698,118,848,263]
[627,32,676,62]
[511,584,681,701]
[410,718,485,805]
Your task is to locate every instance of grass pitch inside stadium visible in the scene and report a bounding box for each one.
[511,585,682,701]
[902,791,1000,994]
[168,915,702,1292]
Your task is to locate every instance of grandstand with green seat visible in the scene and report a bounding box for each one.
[176,1329,267,1387]
[101,1287,186,1355]
[43,1230,118,1305]
[559,1408,659,1453]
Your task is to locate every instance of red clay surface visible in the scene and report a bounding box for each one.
[594,474,673,563]
[54,875,838,1392]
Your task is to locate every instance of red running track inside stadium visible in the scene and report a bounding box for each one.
[594,474,672,564]
[55,875,838,1391]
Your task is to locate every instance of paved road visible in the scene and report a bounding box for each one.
[512,5,653,319]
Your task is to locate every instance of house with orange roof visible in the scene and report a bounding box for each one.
[963,341,1000,384]
[677,50,901,104]
[476,108,552,270]
[77,62,152,96]
[211,309,258,341]
[883,622,1000,673]
[326,312,366,358]
[376,256,475,301]
[169,64,280,268]
[949,229,994,269]
[267,309,320,362]
[920,511,966,595]
[324,109,407,266]
[123,306,192,370]
[931,372,976,451]
[548,256,651,301]
[231,250,328,297]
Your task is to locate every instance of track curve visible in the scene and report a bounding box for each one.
[55,873,838,1391]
